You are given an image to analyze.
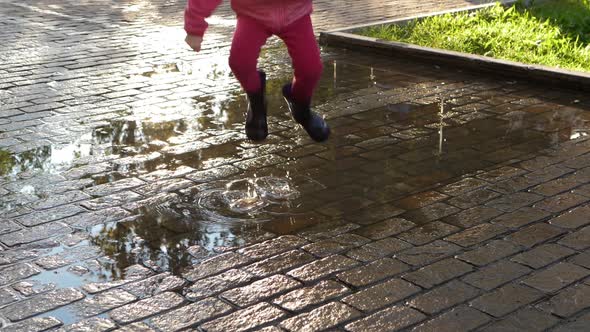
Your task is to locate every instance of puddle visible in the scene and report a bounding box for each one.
[196,176,300,222]
[140,63,180,78]
[86,175,303,274]
[2,49,590,280]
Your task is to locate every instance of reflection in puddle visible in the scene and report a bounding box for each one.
[87,176,301,274]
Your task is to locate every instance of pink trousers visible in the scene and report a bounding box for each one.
[228,14,323,104]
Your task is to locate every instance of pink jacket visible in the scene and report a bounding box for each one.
[185,0,313,36]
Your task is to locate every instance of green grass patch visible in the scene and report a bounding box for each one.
[360,0,590,72]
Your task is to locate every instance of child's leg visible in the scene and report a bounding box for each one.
[229,16,272,93]
[278,16,329,142]
[277,15,323,104]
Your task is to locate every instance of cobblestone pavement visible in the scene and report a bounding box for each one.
[2,0,590,331]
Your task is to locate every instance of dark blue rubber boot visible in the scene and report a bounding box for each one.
[282,84,330,142]
[245,71,268,141]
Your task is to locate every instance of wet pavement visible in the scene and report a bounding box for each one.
[2,0,590,331]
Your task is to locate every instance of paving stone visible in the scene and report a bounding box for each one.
[523,164,575,183]
[15,205,86,227]
[0,222,71,247]
[234,154,287,170]
[12,280,56,297]
[150,298,232,332]
[397,221,460,245]
[558,226,590,250]
[353,218,415,240]
[523,262,590,293]
[345,204,405,225]
[237,235,308,260]
[0,317,62,332]
[0,219,20,235]
[438,177,489,196]
[485,192,544,212]
[402,202,460,224]
[72,289,133,319]
[394,191,449,210]
[242,250,314,278]
[279,302,361,332]
[83,265,154,294]
[342,278,421,312]
[28,190,91,210]
[532,173,588,197]
[477,166,527,183]
[410,306,491,332]
[84,178,146,197]
[183,252,252,282]
[201,302,287,332]
[471,283,544,318]
[445,223,507,247]
[507,223,566,248]
[346,237,413,262]
[444,206,504,229]
[221,274,301,307]
[297,221,361,242]
[535,192,589,213]
[337,257,409,287]
[186,245,210,260]
[122,272,186,299]
[62,208,132,229]
[448,188,501,209]
[0,288,84,321]
[549,204,590,229]
[0,248,44,266]
[109,292,184,324]
[395,240,461,266]
[551,311,590,331]
[491,207,551,229]
[56,317,116,332]
[575,183,590,197]
[121,192,180,212]
[81,191,143,210]
[316,196,374,217]
[408,280,479,314]
[0,263,40,286]
[256,327,283,332]
[185,165,241,183]
[35,245,102,270]
[511,244,576,269]
[302,234,371,257]
[403,258,473,289]
[479,307,560,332]
[537,283,590,317]
[273,280,350,312]
[112,322,156,332]
[185,269,253,301]
[0,287,19,306]
[345,305,426,332]
[287,255,359,283]
[463,260,532,290]
[569,251,590,269]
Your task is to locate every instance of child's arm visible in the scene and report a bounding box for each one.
[184,0,222,51]
[184,0,223,37]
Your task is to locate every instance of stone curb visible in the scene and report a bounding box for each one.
[319,1,590,92]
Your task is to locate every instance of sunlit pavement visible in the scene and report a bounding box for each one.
[1,0,590,331]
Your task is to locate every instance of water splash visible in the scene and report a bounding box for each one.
[194,176,300,223]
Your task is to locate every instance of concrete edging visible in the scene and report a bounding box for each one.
[319,1,590,92]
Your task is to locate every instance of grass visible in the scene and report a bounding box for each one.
[360,0,590,72]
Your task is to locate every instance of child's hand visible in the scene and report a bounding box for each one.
[185,34,203,52]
